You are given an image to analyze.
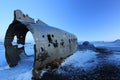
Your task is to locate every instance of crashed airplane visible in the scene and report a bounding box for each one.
[4,10,77,79]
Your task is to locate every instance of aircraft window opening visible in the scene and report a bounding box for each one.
[52,34,54,37]
[47,34,52,43]
[23,14,25,17]
[42,35,45,38]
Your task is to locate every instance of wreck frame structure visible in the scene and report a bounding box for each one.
[4,10,77,79]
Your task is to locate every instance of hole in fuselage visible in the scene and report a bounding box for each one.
[25,31,35,56]
[47,34,52,43]
[12,36,17,45]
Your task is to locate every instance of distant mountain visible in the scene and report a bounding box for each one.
[113,39,120,43]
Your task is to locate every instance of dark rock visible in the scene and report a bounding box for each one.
[39,63,120,80]
[78,41,96,51]
[95,47,112,53]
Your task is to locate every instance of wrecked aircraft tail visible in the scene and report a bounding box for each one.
[4,10,77,79]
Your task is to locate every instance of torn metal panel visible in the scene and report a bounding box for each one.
[4,10,77,79]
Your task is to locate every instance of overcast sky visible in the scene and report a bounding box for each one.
[0,0,120,41]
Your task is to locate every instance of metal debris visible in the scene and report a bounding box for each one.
[4,10,77,79]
